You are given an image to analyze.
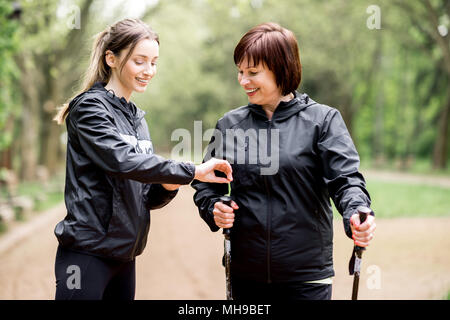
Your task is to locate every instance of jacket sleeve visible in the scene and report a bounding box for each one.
[191,123,228,232]
[317,109,372,239]
[145,183,179,210]
[69,98,195,185]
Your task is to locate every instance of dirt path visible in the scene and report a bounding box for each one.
[0,186,449,300]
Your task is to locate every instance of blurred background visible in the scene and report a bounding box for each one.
[0,0,449,300]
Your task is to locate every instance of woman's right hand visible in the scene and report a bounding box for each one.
[194,158,233,184]
[213,200,239,229]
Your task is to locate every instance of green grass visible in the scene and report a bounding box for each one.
[333,179,450,219]
[0,173,64,237]
[15,178,64,213]
[0,174,64,227]
[0,221,7,235]
[33,191,64,212]
[360,158,450,176]
[367,180,450,218]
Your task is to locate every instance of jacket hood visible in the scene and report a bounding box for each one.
[70,82,146,123]
[248,91,317,122]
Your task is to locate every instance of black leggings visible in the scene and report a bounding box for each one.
[54,245,136,300]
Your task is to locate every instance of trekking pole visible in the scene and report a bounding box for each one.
[220,194,233,300]
[349,206,373,300]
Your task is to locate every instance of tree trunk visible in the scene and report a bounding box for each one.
[371,32,384,164]
[40,99,64,174]
[432,90,450,169]
[424,0,450,169]
[373,81,385,166]
[16,54,40,181]
[0,114,15,170]
[339,96,354,138]
[39,54,65,175]
[0,148,12,170]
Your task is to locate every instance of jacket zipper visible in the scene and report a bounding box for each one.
[264,119,272,283]
[125,107,140,141]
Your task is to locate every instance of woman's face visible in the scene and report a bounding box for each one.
[111,38,159,95]
[237,56,281,107]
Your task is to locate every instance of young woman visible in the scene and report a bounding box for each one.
[192,22,376,300]
[53,18,232,300]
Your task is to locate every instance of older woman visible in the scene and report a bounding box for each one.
[192,22,376,300]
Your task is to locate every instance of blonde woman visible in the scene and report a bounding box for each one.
[53,18,232,300]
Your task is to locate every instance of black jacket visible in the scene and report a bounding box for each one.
[192,92,372,283]
[54,82,195,261]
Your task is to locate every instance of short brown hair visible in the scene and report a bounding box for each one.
[234,22,301,96]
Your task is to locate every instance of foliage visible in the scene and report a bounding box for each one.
[0,0,20,151]
[1,0,449,179]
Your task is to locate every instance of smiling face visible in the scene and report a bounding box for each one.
[106,38,159,99]
[237,56,282,108]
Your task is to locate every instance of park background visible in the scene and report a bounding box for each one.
[0,0,449,300]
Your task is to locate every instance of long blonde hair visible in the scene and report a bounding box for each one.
[54,18,159,124]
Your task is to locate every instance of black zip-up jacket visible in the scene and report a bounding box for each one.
[192,92,372,283]
[54,82,195,261]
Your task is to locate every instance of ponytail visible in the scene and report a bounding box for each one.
[53,30,111,125]
[54,18,158,125]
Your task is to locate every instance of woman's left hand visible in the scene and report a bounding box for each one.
[350,213,376,247]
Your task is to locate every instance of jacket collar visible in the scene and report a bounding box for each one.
[89,82,146,122]
[248,91,316,122]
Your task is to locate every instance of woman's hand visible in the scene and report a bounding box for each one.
[194,158,233,183]
[161,184,181,191]
[350,213,376,247]
[213,200,239,229]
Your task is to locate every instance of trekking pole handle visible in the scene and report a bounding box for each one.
[357,206,372,224]
[355,206,372,251]
[220,196,232,236]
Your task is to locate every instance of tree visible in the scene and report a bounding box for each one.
[12,0,163,180]
[0,0,21,170]
[392,0,450,169]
